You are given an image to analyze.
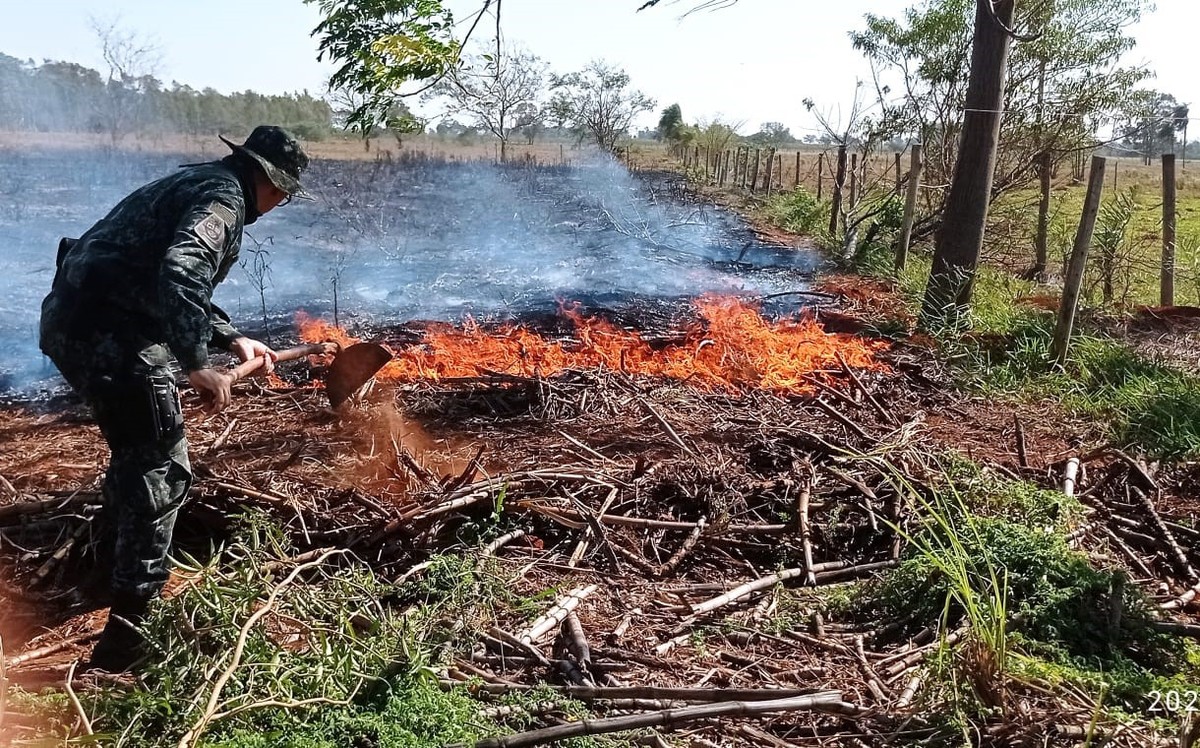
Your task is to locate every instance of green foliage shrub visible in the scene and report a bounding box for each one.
[846,194,906,275]
[766,187,825,235]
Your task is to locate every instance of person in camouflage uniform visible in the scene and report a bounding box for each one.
[39,125,312,672]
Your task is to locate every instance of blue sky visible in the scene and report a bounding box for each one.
[0,0,1193,136]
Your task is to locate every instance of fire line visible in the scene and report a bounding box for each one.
[297,295,887,394]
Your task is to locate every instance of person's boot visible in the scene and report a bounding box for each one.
[77,509,116,607]
[85,591,152,673]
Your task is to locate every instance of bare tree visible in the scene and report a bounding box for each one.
[425,45,547,162]
[803,83,896,262]
[550,60,654,153]
[240,234,275,344]
[90,17,161,146]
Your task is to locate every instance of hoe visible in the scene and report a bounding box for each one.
[225,340,393,408]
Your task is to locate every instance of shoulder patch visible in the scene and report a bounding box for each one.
[194,203,233,249]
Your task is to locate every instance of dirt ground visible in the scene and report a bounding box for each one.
[0,291,1115,734]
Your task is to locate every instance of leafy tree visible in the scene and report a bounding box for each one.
[853,0,1153,262]
[550,60,655,152]
[425,45,548,161]
[305,0,460,134]
[657,103,684,142]
[1119,91,1189,162]
[749,121,794,146]
[512,102,545,145]
[34,61,104,131]
[694,117,741,156]
[385,102,426,147]
[0,53,333,139]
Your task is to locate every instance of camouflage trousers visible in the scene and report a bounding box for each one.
[40,296,192,600]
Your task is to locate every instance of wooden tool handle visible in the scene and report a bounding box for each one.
[227,342,339,383]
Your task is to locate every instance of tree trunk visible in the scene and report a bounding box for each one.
[1033,150,1052,278]
[920,0,1015,330]
[828,145,847,237]
[1031,56,1049,279]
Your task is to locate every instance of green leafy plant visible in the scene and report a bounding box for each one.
[765,187,825,235]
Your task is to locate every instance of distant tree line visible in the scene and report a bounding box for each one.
[0,52,335,141]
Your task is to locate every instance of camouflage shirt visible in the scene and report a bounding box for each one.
[49,158,257,372]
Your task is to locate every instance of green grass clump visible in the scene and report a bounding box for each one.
[953,323,1200,458]
[838,462,1188,723]
[938,455,1082,529]
[203,674,489,748]
[875,518,1177,671]
[889,258,1200,458]
[13,516,632,747]
[764,187,826,235]
[67,518,508,748]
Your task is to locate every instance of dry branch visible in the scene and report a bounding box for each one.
[481,529,527,559]
[519,586,598,645]
[64,661,93,737]
[654,516,705,577]
[4,632,99,669]
[636,396,696,457]
[1130,485,1197,582]
[561,613,593,678]
[836,350,896,425]
[687,564,846,620]
[894,674,922,709]
[0,493,96,526]
[451,691,853,748]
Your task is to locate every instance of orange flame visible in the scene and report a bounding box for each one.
[296,312,361,349]
[296,296,886,394]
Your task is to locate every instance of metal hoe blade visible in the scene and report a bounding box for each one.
[325,342,393,408]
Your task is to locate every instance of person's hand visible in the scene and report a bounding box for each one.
[229,336,278,376]
[188,368,233,414]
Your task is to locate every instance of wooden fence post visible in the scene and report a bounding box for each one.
[764,148,777,196]
[776,153,783,193]
[1051,155,1107,366]
[817,152,825,201]
[750,149,762,194]
[740,147,749,189]
[828,145,847,236]
[795,151,802,189]
[895,144,923,272]
[1163,153,1177,307]
[894,152,902,194]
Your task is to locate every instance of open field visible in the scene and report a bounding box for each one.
[0,130,599,167]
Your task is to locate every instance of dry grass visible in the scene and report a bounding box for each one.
[0,130,590,167]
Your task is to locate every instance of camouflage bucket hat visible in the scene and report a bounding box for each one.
[220,125,313,200]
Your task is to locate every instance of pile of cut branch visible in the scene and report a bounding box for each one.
[0,346,1195,746]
